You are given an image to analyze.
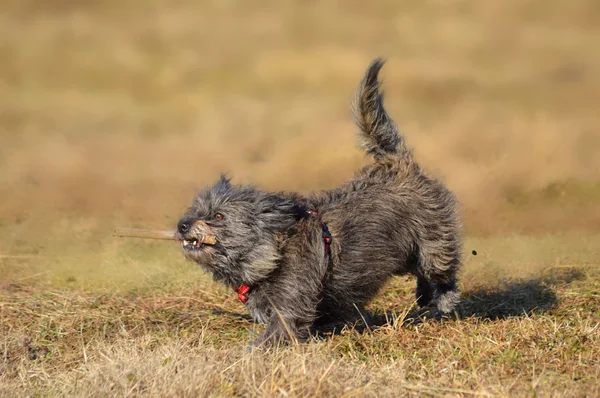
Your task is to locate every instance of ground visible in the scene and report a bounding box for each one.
[2,236,600,396]
[1,0,599,396]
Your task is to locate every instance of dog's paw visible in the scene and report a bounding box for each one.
[246,342,265,353]
[249,336,280,352]
[435,289,461,314]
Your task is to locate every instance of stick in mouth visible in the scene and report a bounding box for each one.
[113,228,217,245]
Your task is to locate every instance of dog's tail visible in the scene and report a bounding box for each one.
[353,58,412,162]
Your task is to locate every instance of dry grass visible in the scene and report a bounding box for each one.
[2,235,600,396]
[1,0,600,396]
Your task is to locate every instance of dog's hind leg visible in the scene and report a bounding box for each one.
[433,279,460,314]
[417,243,461,313]
[415,275,434,308]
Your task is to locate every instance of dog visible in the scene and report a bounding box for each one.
[176,58,462,347]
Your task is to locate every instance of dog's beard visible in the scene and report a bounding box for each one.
[182,244,214,264]
[181,237,282,288]
[178,234,242,285]
[183,247,234,284]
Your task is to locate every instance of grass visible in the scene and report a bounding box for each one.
[2,235,600,396]
[1,0,600,396]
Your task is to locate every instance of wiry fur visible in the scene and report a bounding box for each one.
[176,58,462,347]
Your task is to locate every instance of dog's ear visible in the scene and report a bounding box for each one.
[255,193,304,232]
[256,193,295,215]
[267,191,311,220]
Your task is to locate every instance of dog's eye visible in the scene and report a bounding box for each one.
[214,213,224,221]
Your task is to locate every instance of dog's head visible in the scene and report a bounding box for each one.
[176,175,305,287]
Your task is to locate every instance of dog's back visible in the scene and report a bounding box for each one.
[313,59,462,320]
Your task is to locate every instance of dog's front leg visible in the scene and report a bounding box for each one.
[250,282,321,349]
[252,312,308,348]
[251,222,328,349]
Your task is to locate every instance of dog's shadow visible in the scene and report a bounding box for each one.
[317,266,584,336]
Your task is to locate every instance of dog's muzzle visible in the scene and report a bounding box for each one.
[176,219,217,251]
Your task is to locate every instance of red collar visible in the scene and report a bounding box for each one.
[234,284,251,304]
[233,209,332,305]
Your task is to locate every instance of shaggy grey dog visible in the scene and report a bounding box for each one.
[176,58,461,347]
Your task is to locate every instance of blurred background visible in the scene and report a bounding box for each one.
[1,0,599,288]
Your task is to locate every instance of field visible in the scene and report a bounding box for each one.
[1,0,600,396]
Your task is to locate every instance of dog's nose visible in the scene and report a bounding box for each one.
[177,220,191,234]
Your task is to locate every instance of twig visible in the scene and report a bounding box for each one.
[112,228,177,240]
[113,227,217,245]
